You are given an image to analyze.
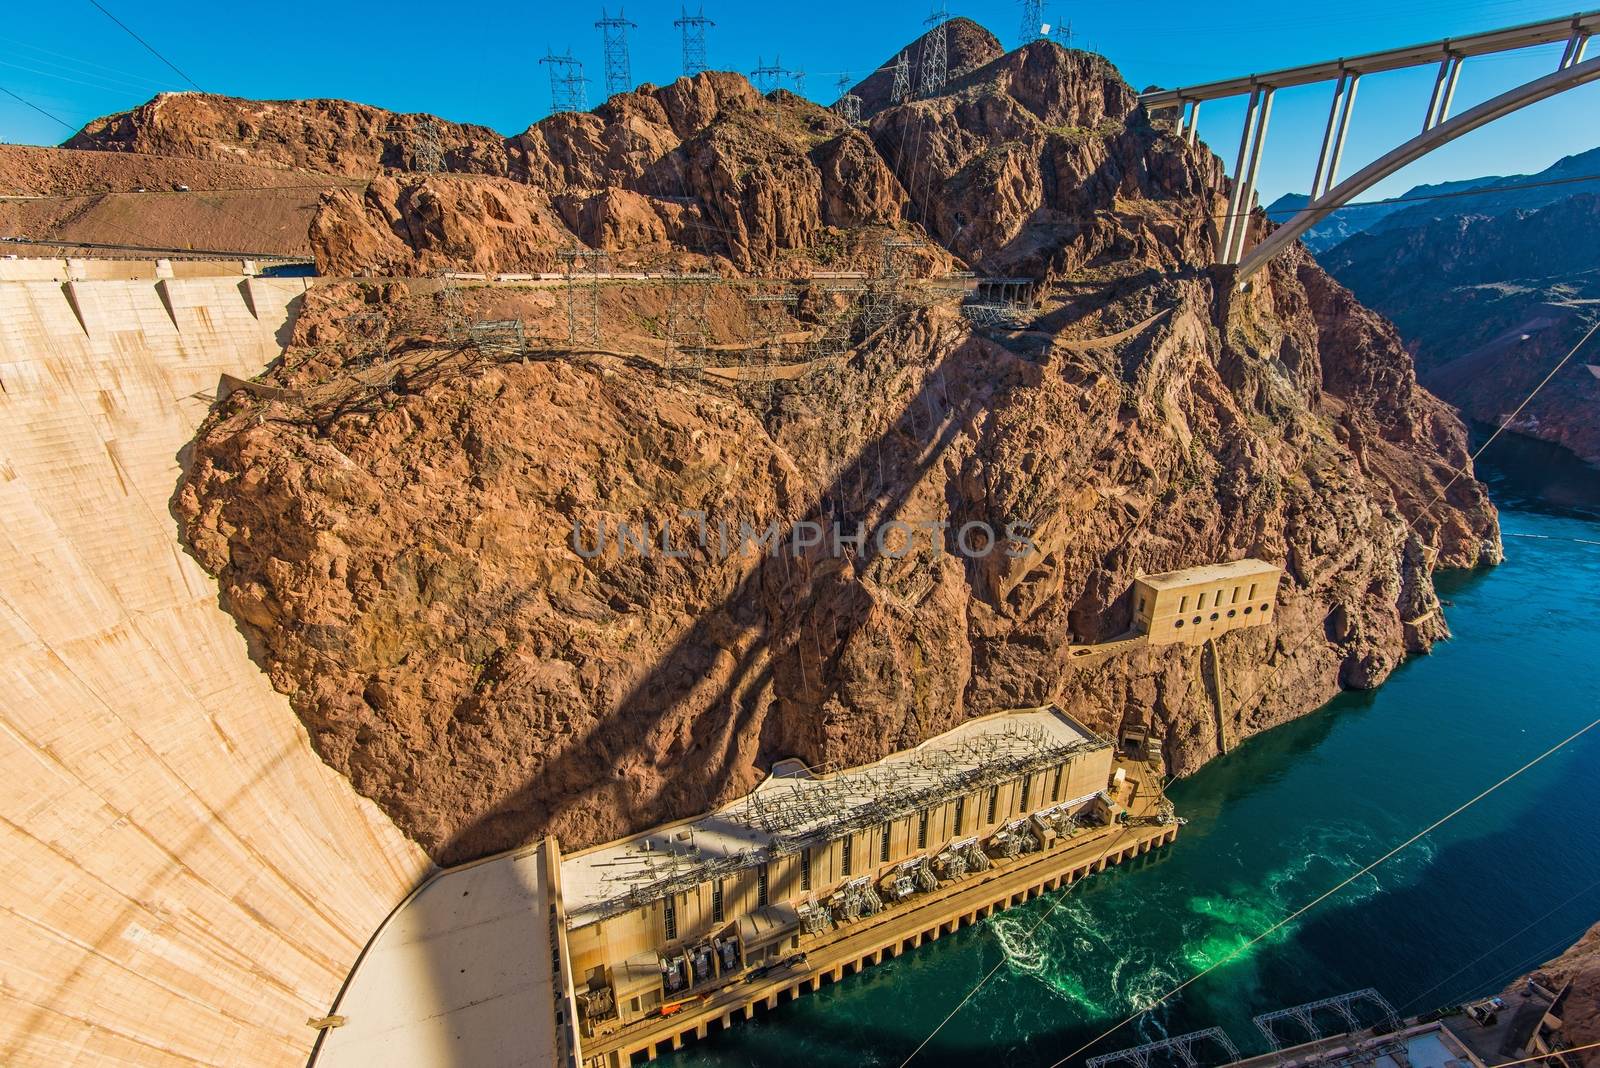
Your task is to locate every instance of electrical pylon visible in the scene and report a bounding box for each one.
[675,6,714,77]
[890,51,911,105]
[1019,0,1045,45]
[595,8,637,95]
[540,51,589,114]
[920,4,949,97]
[751,55,792,93]
[834,73,862,126]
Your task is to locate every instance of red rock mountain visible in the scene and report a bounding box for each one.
[52,36,1501,864]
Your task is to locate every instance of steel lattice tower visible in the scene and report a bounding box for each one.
[750,55,792,94]
[1019,0,1045,45]
[540,50,590,114]
[595,8,637,95]
[920,4,950,97]
[675,6,714,77]
[890,51,911,105]
[834,73,862,126]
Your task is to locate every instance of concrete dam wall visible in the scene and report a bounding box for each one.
[0,264,429,1066]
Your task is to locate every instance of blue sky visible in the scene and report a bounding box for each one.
[2,0,1596,202]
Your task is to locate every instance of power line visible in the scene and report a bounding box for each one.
[0,55,170,97]
[1502,531,1600,548]
[0,84,74,130]
[1039,714,1600,1068]
[0,32,181,88]
[85,0,203,92]
[1426,318,1600,516]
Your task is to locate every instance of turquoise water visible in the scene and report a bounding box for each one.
[665,439,1600,1068]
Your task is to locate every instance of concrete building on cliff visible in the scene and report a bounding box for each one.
[1132,558,1284,646]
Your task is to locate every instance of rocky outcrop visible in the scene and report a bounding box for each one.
[311,174,578,275]
[171,35,1498,866]
[1324,194,1600,467]
[1502,921,1600,1066]
[850,18,1007,117]
[67,92,512,177]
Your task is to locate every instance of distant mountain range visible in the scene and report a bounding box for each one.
[1266,146,1600,253]
[1297,147,1600,468]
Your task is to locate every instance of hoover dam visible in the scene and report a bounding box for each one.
[0,259,429,1065]
[3,3,1599,1066]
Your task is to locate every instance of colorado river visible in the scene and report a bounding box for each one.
[665,436,1600,1067]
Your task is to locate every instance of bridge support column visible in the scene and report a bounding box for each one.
[1560,31,1591,68]
[1221,87,1261,263]
[1225,86,1274,264]
[1324,73,1361,197]
[1184,99,1202,145]
[1424,54,1464,131]
[1311,72,1348,200]
[1440,57,1463,123]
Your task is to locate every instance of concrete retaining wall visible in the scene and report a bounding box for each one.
[0,275,430,1066]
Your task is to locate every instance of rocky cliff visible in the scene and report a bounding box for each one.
[161,38,1499,864]
[1503,921,1600,1066]
[1324,193,1600,467]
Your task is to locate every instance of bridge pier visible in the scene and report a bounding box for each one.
[1183,99,1202,145]
[1560,27,1592,68]
[1423,54,1464,131]
[1221,88,1260,263]
[1231,86,1274,263]
[1222,85,1274,263]
[1324,73,1360,199]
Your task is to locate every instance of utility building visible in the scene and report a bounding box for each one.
[1132,558,1283,646]
[560,707,1121,1046]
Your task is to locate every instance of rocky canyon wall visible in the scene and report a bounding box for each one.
[77,41,1503,871]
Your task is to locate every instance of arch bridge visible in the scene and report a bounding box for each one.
[1139,11,1600,281]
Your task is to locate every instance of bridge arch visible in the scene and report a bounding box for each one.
[1237,54,1600,281]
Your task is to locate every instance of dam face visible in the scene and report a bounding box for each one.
[0,261,428,1066]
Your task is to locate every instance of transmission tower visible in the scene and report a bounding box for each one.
[750,55,792,93]
[834,73,862,126]
[675,6,714,77]
[559,248,608,344]
[540,50,590,114]
[1055,20,1076,48]
[385,118,444,173]
[792,68,806,95]
[890,51,912,105]
[595,8,637,95]
[1019,0,1045,45]
[920,4,950,97]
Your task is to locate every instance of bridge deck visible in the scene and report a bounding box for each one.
[1141,9,1599,107]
